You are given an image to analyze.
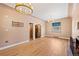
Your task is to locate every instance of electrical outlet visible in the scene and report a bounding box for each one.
[5,41,8,43]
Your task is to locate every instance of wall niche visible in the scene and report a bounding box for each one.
[12,21,24,27]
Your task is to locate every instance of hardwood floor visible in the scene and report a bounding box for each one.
[0,37,68,56]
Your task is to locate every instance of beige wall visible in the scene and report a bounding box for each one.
[0,4,45,48]
[71,4,79,38]
[68,3,73,17]
[45,17,72,39]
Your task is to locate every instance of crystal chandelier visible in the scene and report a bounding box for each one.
[15,3,33,14]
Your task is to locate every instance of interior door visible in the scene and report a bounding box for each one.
[35,24,41,38]
[29,23,33,40]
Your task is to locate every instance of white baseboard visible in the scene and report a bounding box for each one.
[58,37,70,40]
[0,40,29,50]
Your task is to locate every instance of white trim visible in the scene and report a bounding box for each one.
[0,40,29,50]
[57,36,70,39]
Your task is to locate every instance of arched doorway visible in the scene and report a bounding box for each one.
[35,24,41,39]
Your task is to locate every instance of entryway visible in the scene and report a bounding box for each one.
[35,24,41,39]
[29,23,33,41]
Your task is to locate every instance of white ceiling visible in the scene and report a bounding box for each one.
[4,3,68,20]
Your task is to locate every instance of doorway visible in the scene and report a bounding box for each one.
[29,23,33,41]
[35,24,41,38]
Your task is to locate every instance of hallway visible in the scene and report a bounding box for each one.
[0,37,68,56]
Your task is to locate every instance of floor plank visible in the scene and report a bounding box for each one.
[0,37,68,56]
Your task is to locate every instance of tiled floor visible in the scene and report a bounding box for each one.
[0,37,68,56]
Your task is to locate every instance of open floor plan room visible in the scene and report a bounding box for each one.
[0,3,79,56]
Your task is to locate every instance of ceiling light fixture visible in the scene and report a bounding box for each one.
[15,3,33,14]
[47,18,53,22]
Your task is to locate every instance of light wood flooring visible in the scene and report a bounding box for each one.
[0,37,68,56]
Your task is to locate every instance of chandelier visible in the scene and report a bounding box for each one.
[15,3,33,14]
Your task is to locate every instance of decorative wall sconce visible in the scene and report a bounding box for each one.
[47,18,53,22]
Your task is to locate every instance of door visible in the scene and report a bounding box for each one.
[29,23,33,40]
[35,24,41,38]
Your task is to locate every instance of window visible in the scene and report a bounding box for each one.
[52,22,61,33]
